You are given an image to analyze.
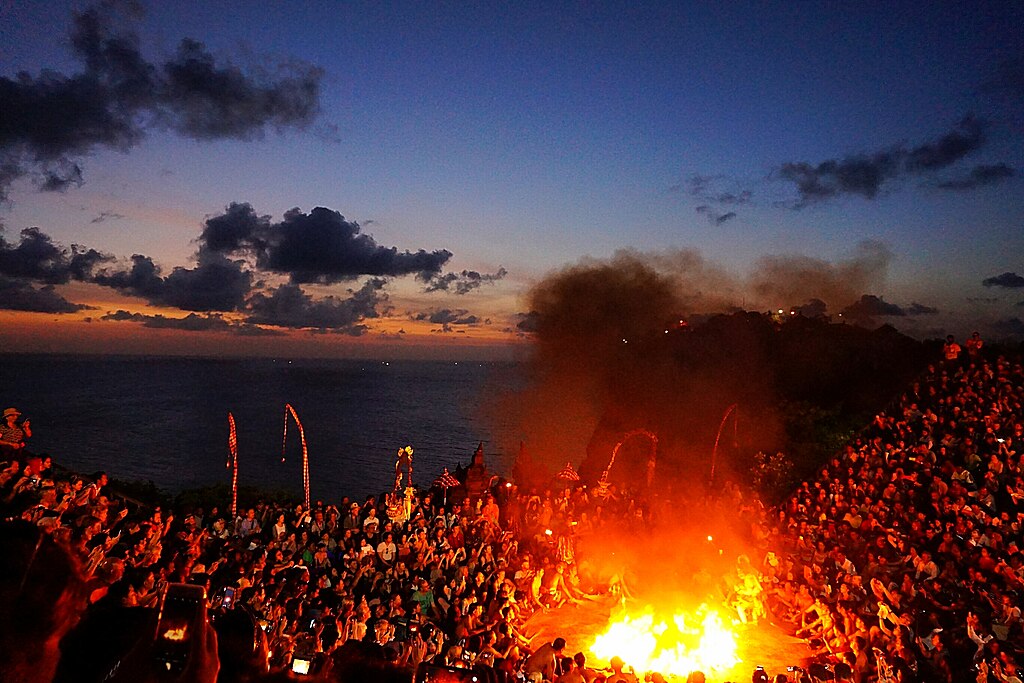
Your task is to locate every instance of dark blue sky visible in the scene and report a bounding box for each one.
[1,1,1022,355]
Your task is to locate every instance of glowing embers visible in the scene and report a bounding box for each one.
[588,605,739,678]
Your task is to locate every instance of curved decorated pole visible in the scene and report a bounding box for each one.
[710,403,738,486]
[598,429,659,494]
[281,404,310,509]
[227,412,239,518]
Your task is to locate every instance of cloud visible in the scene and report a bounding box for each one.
[423,267,508,294]
[0,227,111,283]
[934,163,1015,190]
[0,276,91,313]
[905,302,938,315]
[904,115,986,171]
[0,2,323,201]
[680,175,753,205]
[791,298,828,318]
[515,311,540,334]
[412,307,483,333]
[90,211,125,224]
[776,115,989,206]
[199,203,452,284]
[777,150,903,205]
[92,251,252,311]
[245,278,389,333]
[992,317,1024,337]
[983,272,1024,289]
[101,308,283,335]
[839,295,938,323]
[695,205,737,226]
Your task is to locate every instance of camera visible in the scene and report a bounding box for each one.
[153,582,206,674]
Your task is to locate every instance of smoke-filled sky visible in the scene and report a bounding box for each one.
[1,0,1023,358]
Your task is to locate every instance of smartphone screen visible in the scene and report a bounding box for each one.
[154,583,206,674]
[291,657,312,675]
[220,586,235,609]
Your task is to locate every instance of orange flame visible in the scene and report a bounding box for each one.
[588,605,739,678]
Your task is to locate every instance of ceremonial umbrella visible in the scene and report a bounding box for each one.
[434,468,461,505]
[557,462,580,482]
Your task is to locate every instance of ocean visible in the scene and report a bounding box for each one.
[0,354,524,501]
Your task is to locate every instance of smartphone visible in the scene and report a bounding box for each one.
[291,657,312,675]
[153,583,206,674]
[220,586,236,609]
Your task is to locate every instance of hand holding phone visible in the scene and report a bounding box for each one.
[153,583,207,675]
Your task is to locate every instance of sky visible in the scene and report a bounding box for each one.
[1,0,1023,359]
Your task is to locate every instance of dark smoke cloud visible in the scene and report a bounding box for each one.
[935,163,1015,190]
[983,272,1024,288]
[0,2,323,201]
[423,267,508,294]
[198,203,452,284]
[245,279,389,334]
[0,227,111,283]
[750,240,893,312]
[776,116,989,206]
[101,308,282,335]
[0,276,91,313]
[92,252,252,311]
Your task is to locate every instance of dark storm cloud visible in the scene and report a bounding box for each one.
[0,276,91,313]
[695,205,737,226]
[101,308,282,335]
[935,164,1016,190]
[0,227,111,283]
[92,252,252,311]
[245,278,389,333]
[198,204,452,284]
[0,2,323,201]
[423,267,508,294]
[983,272,1024,289]
[776,116,989,206]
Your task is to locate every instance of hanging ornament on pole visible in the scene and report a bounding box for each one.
[281,403,310,509]
[227,412,239,518]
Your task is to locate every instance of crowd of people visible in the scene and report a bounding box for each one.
[749,338,1024,682]
[0,414,662,683]
[3,334,1023,683]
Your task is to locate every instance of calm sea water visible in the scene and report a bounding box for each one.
[0,354,524,501]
